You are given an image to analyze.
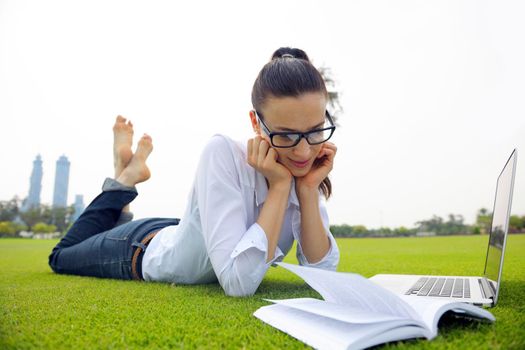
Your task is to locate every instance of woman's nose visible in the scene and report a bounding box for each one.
[292,138,311,158]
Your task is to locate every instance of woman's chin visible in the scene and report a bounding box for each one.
[288,165,312,178]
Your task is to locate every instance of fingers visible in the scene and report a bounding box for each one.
[324,147,336,167]
[327,143,337,164]
[311,143,336,177]
[258,138,270,166]
[267,147,279,162]
[247,136,270,168]
[247,138,253,165]
[318,142,337,160]
[247,137,257,166]
[322,142,337,154]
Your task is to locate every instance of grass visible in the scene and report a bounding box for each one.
[0,235,524,349]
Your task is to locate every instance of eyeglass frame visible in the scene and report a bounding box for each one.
[254,109,336,148]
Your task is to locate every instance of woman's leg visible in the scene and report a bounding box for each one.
[51,116,143,251]
[113,115,134,217]
[49,216,179,279]
[49,118,159,278]
[50,179,138,252]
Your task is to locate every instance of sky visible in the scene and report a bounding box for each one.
[1,0,524,229]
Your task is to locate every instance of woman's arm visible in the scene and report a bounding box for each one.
[196,136,291,297]
[295,142,337,263]
[297,188,330,263]
[256,181,291,261]
[247,136,292,261]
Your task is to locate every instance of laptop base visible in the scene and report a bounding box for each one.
[369,274,494,307]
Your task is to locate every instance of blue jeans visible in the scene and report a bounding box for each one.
[49,179,179,280]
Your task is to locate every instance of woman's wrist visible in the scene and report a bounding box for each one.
[268,177,292,192]
[296,183,320,203]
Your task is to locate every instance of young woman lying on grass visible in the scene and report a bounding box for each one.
[48,47,340,297]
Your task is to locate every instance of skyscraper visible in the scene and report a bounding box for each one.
[52,155,70,208]
[21,154,43,211]
[71,194,85,222]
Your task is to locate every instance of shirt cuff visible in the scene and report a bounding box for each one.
[296,232,339,270]
[230,222,284,264]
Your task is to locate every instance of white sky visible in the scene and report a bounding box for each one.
[1,0,524,228]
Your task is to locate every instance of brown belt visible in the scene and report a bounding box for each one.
[131,230,159,280]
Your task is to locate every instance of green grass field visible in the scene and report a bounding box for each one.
[1,235,524,349]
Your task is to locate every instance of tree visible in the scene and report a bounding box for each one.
[377,227,392,237]
[19,208,41,229]
[476,208,492,234]
[395,226,413,236]
[19,204,52,229]
[318,66,343,118]
[50,206,75,232]
[32,222,57,234]
[352,225,368,236]
[444,214,467,235]
[415,214,468,235]
[0,197,21,221]
[0,221,17,237]
[416,215,444,234]
[509,215,524,233]
[330,224,353,237]
[0,220,28,237]
[11,202,75,234]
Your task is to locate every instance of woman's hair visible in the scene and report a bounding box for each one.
[251,47,332,199]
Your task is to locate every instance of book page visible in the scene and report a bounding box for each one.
[265,298,412,324]
[278,262,420,320]
[399,295,495,337]
[254,304,428,350]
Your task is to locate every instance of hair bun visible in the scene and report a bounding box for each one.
[271,47,310,62]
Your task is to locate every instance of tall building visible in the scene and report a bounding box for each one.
[71,194,85,222]
[52,155,70,208]
[21,154,43,212]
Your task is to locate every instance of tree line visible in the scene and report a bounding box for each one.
[0,196,74,237]
[1,196,524,238]
[330,209,525,238]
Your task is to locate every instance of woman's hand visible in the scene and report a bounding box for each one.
[296,142,337,195]
[247,136,292,188]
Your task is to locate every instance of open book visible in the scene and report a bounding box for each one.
[253,262,495,350]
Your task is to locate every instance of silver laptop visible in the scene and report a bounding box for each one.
[369,149,517,307]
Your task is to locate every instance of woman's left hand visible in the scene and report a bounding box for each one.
[295,142,337,194]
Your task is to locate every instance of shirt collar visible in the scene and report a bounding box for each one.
[254,170,300,208]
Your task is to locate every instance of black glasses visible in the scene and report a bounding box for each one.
[254,110,336,148]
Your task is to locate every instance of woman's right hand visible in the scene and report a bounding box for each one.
[247,136,292,188]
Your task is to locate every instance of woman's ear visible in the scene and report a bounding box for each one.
[249,110,261,135]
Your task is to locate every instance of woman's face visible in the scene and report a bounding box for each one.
[252,92,327,178]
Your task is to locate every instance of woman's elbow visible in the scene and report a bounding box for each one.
[220,275,260,297]
[224,289,255,297]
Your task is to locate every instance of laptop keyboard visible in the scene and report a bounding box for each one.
[405,277,471,298]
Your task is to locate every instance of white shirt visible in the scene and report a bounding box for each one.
[142,134,340,297]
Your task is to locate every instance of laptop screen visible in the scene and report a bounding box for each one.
[483,149,517,300]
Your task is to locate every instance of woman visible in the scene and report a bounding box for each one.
[49,47,340,297]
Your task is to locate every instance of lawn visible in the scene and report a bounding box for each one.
[1,235,524,349]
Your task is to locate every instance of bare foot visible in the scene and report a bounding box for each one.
[113,115,134,178]
[116,134,153,187]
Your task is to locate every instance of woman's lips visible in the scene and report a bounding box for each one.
[290,159,310,168]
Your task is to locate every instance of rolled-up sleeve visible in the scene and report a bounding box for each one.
[295,199,340,270]
[195,136,282,297]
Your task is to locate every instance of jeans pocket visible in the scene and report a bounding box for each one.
[106,226,132,241]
